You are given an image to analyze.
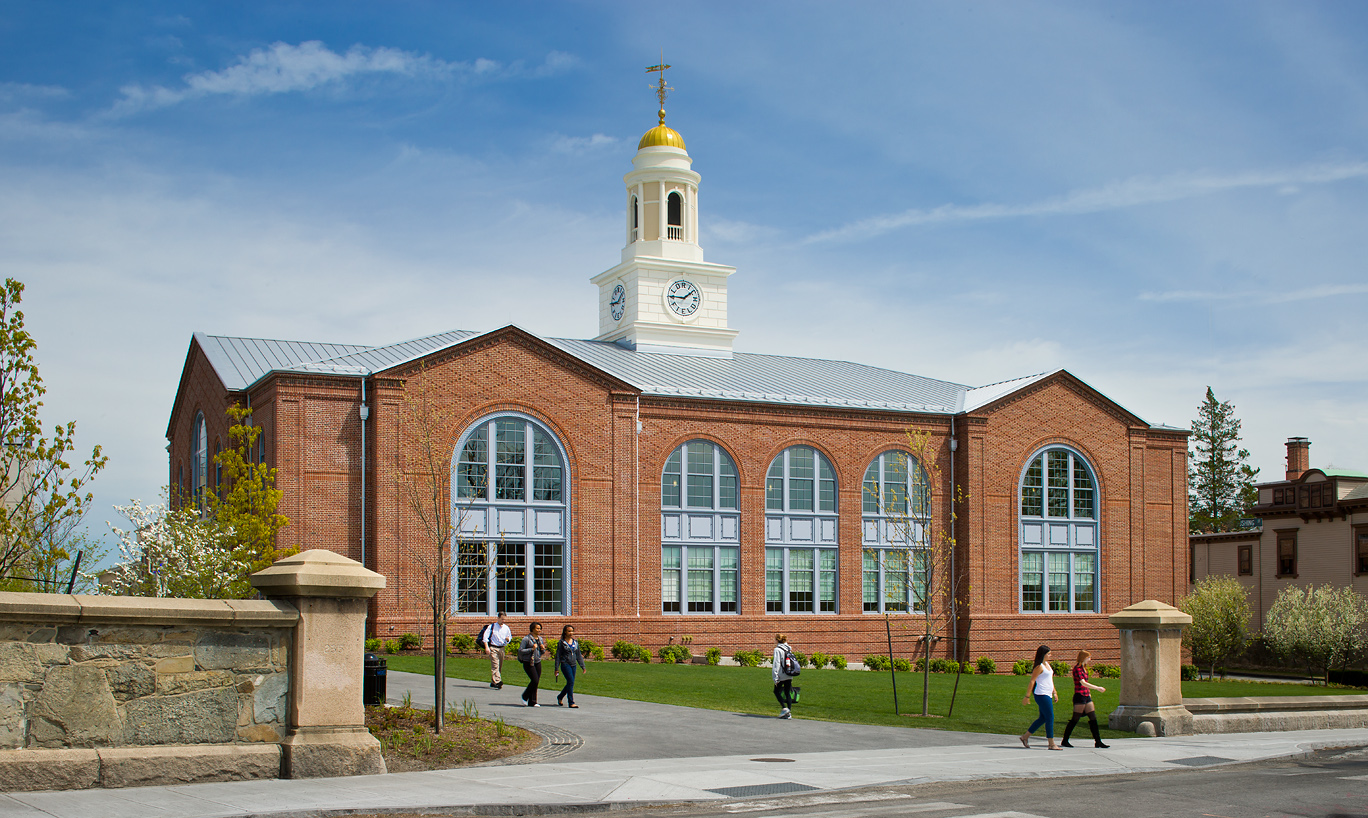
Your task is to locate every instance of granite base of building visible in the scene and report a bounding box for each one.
[0,744,282,791]
[282,727,386,779]
[1187,695,1368,735]
[1109,704,1194,737]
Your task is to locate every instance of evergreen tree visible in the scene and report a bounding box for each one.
[1189,387,1259,533]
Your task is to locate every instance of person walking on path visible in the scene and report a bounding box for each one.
[772,634,798,719]
[483,611,512,690]
[1061,650,1109,749]
[518,621,548,707]
[1020,644,1061,750]
[553,625,587,707]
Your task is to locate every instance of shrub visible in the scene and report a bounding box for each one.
[612,640,651,663]
[705,647,722,665]
[831,655,848,670]
[863,654,890,671]
[398,632,422,650]
[733,648,767,667]
[1012,659,1032,676]
[1265,584,1368,684]
[1181,663,1200,681]
[892,657,911,672]
[383,639,402,654]
[961,661,974,674]
[578,638,605,661]
[1050,660,1068,676]
[929,658,955,673]
[1181,576,1253,681]
[1092,663,1121,678]
[364,638,381,653]
[913,657,926,672]
[809,651,829,669]
[659,644,692,665]
[976,656,997,675]
[449,633,476,654]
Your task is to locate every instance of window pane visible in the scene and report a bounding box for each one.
[687,441,714,508]
[885,550,908,612]
[789,448,814,511]
[1047,451,1069,517]
[662,449,681,508]
[719,455,738,509]
[884,453,908,515]
[818,457,836,512]
[495,420,526,501]
[1021,456,1043,517]
[533,543,563,613]
[1022,552,1043,612]
[453,540,489,614]
[863,550,879,612]
[458,425,489,499]
[532,430,561,502]
[911,463,929,519]
[719,548,738,612]
[1048,552,1070,611]
[496,543,526,614]
[789,549,814,613]
[687,549,714,613]
[1072,459,1094,519]
[766,548,783,612]
[662,546,680,613]
[863,462,880,513]
[1073,553,1095,612]
[767,458,784,510]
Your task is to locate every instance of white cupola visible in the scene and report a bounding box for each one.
[591,65,737,358]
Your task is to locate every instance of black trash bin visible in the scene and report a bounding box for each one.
[363,652,387,706]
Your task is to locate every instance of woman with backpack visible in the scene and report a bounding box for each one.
[772,634,800,719]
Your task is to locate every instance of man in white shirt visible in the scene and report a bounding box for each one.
[485,611,513,689]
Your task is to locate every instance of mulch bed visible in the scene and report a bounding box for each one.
[365,703,541,773]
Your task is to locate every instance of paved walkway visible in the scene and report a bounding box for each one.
[1,669,1366,818]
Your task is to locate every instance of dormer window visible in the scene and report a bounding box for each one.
[630,195,640,243]
[1298,481,1335,510]
[667,191,683,240]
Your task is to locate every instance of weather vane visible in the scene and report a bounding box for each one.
[646,55,672,125]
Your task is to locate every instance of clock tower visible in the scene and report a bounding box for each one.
[592,64,738,357]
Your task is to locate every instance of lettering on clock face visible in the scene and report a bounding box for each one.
[666,278,701,317]
[610,283,626,321]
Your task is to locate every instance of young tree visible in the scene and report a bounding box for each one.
[873,428,967,717]
[1264,585,1368,685]
[1180,576,1252,679]
[1189,387,1259,533]
[0,278,108,586]
[204,405,291,597]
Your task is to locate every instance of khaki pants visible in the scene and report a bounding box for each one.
[489,647,505,684]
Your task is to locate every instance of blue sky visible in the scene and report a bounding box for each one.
[3,1,1367,553]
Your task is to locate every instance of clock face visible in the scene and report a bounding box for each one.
[610,283,626,321]
[665,278,701,317]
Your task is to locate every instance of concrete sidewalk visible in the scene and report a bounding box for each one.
[2,728,1365,817]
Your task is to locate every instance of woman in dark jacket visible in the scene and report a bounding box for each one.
[518,622,548,707]
[553,624,587,707]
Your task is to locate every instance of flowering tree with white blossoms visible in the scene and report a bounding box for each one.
[105,494,246,599]
[1263,584,1368,685]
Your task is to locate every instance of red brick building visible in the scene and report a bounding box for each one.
[167,112,1188,665]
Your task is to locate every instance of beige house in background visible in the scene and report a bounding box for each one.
[1190,437,1368,630]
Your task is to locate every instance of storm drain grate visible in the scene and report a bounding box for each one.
[1166,756,1235,767]
[708,783,821,798]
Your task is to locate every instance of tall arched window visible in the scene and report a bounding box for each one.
[630,195,640,243]
[666,191,683,240]
[765,446,837,614]
[861,451,930,613]
[191,412,207,507]
[214,440,223,497]
[1019,446,1099,613]
[661,441,739,614]
[452,415,569,616]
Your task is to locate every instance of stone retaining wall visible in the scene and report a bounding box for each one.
[1187,694,1368,734]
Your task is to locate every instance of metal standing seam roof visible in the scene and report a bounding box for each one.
[192,326,1146,422]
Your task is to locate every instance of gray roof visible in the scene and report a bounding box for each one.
[191,326,1144,421]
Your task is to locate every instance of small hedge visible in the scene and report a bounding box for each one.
[449,633,476,653]
[809,652,829,669]
[398,632,422,650]
[733,649,767,667]
[364,638,381,653]
[611,640,651,663]
[384,639,402,654]
[1091,663,1121,678]
[892,657,911,672]
[578,638,605,661]
[1012,659,1032,676]
[705,647,722,665]
[976,656,996,675]
[1181,663,1200,681]
[830,655,848,670]
[658,644,692,665]
[863,654,891,671]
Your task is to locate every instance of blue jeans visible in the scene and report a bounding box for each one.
[1028,693,1054,738]
[557,663,577,704]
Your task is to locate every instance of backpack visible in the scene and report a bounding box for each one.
[781,648,802,677]
[475,624,491,650]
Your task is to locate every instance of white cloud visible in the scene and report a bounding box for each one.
[550,133,617,153]
[109,42,578,115]
[807,161,1368,244]
[0,82,68,102]
[1140,283,1368,304]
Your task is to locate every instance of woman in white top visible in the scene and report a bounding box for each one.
[1019,644,1061,750]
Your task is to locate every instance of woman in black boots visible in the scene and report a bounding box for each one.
[1062,650,1109,748]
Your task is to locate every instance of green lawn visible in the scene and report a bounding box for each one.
[385,655,1364,738]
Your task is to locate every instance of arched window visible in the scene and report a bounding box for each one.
[1019,447,1099,613]
[452,415,569,616]
[191,412,207,507]
[765,446,838,614]
[661,441,739,614]
[666,191,683,240]
[630,195,640,243]
[213,441,223,497]
[861,451,930,613]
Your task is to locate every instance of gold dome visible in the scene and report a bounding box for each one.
[638,111,686,150]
